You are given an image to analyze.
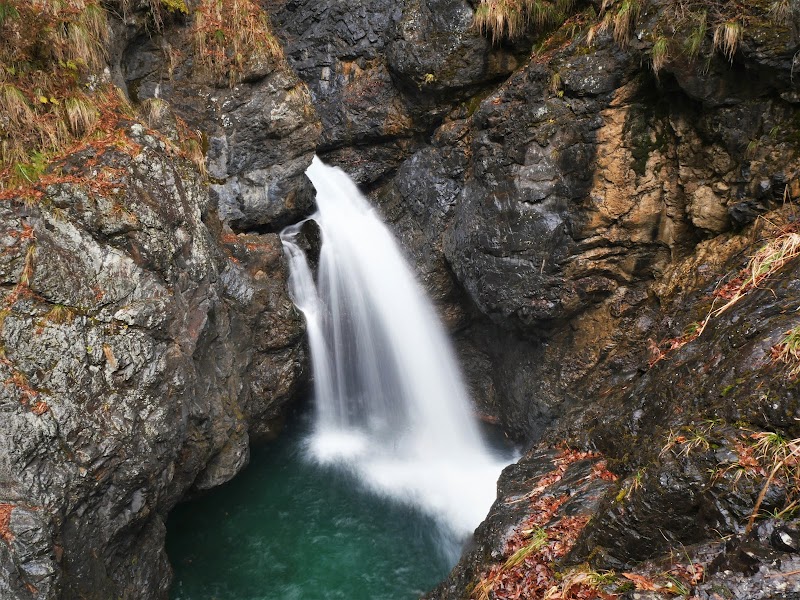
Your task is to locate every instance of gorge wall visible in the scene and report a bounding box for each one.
[1,0,799,598]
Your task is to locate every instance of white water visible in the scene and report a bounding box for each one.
[280,156,509,548]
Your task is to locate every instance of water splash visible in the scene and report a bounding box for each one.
[281,157,509,552]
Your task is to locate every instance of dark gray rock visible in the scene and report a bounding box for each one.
[0,123,306,599]
[386,0,519,94]
[426,449,617,600]
[114,7,322,233]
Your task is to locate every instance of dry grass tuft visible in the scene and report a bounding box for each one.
[660,422,715,458]
[713,231,800,317]
[550,71,563,96]
[182,136,207,177]
[43,304,75,325]
[65,95,99,137]
[770,0,792,24]
[0,83,34,129]
[585,0,640,47]
[474,0,576,43]
[611,0,640,45]
[713,19,742,62]
[746,432,800,533]
[193,0,284,86]
[475,0,525,42]
[140,97,169,128]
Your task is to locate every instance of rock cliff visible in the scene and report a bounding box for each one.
[1,0,800,598]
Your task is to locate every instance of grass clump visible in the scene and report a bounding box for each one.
[683,10,707,59]
[474,0,576,43]
[651,36,669,74]
[660,422,716,458]
[713,19,742,62]
[609,0,640,45]
[65,95,100,137]
[586,0,641,47]
[769,0,792,25]
[0,0,131,189]
[193,0,284,87]
[773,326,800,378]
[713,231,800,317]
[745,431,800,533]
[503,527,548,569]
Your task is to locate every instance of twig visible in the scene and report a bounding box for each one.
[745,460,782,534]
[766,569,800,578]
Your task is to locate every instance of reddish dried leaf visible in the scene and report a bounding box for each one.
[622,573,658,591]
[0,504,14,544]
[31,401,49,416]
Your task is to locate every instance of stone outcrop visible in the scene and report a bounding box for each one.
[0,117,306,598]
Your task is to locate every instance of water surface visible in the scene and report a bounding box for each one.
[167,415,456,600]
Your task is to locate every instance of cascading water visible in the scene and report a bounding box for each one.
[281,157,509,554]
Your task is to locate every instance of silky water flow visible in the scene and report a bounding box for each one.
[280,157,511,559]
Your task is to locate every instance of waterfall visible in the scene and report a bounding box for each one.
[280,157,508,548]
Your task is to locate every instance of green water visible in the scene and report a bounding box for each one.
[166,415,456,600]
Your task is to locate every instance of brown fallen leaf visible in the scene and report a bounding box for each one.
[622,572,658,591]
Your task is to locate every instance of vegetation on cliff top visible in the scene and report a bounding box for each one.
[474,0,794,73]
[192,0,284,86]
[0,0,284,193]
[0,0,123,188]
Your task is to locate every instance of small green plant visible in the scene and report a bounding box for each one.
[651,36,669,74]
[773,325,800,378]
[160,0,189,13]
[664,574,691,596]
[616,467,645,501]
[683,10,707,59]
[12,151,48,185]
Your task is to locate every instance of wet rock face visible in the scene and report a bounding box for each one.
[270,0,520,185]
[115,5,321,233]
[367,2,800,596]
[0,126,305,599]
[427,448,617,600]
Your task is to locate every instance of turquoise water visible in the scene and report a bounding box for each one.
[166,415,457,600]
